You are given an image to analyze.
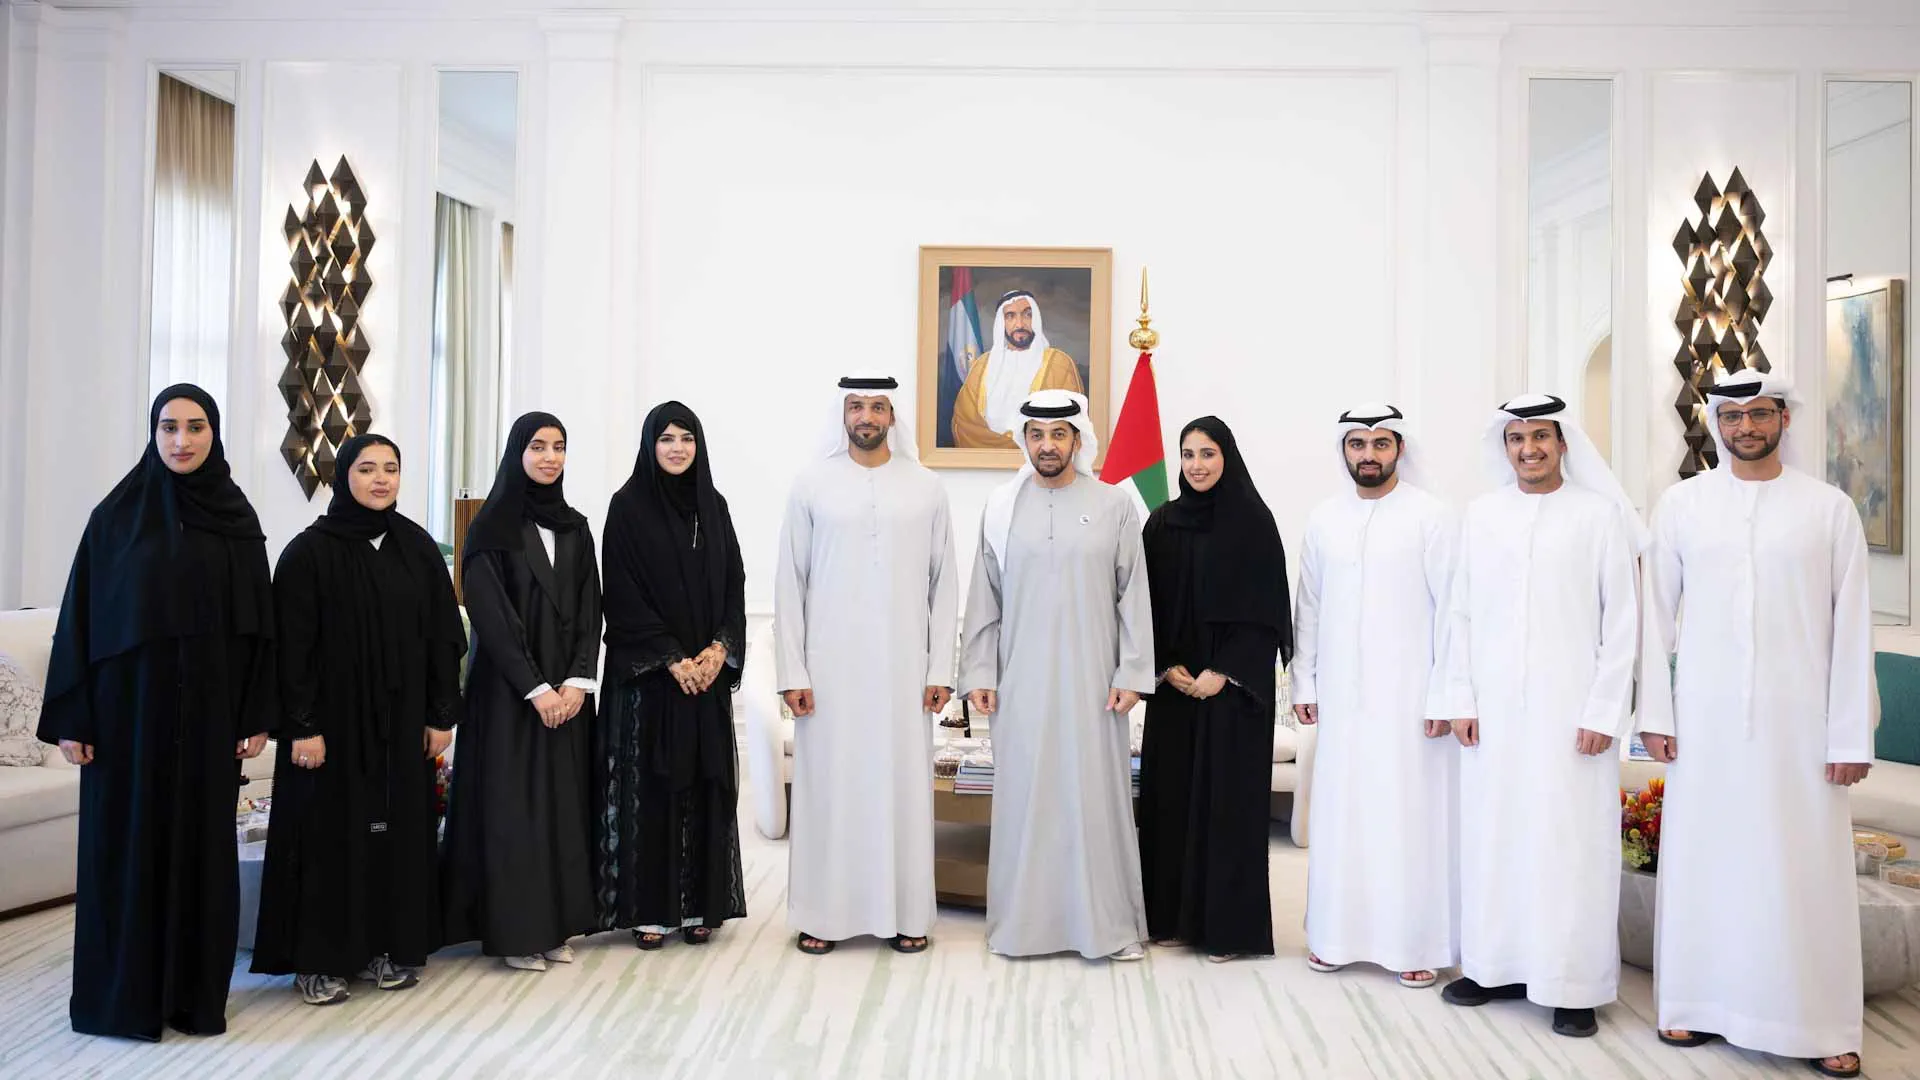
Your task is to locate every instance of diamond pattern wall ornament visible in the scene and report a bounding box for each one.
[314,438,338,487]
[1671,167,1773,478]
[342,335,370,375]
[279,156,373,499]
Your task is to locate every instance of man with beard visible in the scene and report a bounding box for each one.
[959,389,1155,960]
[1637,372,1870,1079]
[1293,404,1460,990]
[1437,394,1642,1039]
[950,291,1085,449]
[775,375,960,955]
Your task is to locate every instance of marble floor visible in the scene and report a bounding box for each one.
[2,809,1918,1079]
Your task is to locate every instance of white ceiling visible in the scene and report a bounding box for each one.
[20,0,1920,25]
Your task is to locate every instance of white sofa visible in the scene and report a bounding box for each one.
[0,607,276,917]
[0,608,79,914]
[739,622,1318,847]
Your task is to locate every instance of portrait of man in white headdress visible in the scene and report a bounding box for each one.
[950,290,1085,449]
[919,248,1111,465]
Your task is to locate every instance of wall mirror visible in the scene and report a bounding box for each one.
[429,69,519,545]
[1525,78,1614,461]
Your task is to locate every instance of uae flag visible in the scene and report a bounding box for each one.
[1101,350,1168,514]
[944,267,983,383]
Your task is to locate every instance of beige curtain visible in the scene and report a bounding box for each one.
[429,194,498,543]
[148,74,235,405]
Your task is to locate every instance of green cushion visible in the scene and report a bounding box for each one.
[1875,652,1920,766]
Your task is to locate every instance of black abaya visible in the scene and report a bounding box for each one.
[440,524,603,956]
[251,445,465,978]
[595,402,748,934]
[1137,417,1288,957]
[36,385,276,1039]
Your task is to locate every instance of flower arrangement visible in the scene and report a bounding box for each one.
[434,756,451,821]
[1621,777,1664,873]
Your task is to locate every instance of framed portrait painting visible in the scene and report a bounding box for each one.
[917,246,1112,468]
[1824,278,1906,553]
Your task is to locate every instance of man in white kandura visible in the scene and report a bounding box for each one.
[1437,393,1642,1039]
[1638,371,1870,1080]
[958,389,1155,961]
[1294,404,1459,990]
[775,374,960,957]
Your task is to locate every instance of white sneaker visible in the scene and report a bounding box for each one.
[355,955,420,991]
[542,944,576,964]
[504,954,549,972]
[1109,943,1147,962]
[296,973,351,1005]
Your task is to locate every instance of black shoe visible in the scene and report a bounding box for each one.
[1553,1008,1598,1038]
[1441,977,1527,1007]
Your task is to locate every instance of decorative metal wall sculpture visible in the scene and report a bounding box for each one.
[1671,167,1772,478]
[279,157,375,499]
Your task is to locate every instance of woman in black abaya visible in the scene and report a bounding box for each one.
[36,384,276,1039]
[252,434,465,1005]
[1137,416,1291,962]
[440,413,602,971]
[595,402,747,948]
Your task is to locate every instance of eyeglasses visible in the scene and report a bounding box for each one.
[1715,406,1781,426]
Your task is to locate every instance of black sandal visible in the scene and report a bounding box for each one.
[633,930,666,951]
[1657,1030,1719,1048]
[683,926,715,946]
[889,935,929,954]
[796,932,835,955]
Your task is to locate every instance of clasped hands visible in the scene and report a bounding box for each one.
[532,685,588,727]
[1165,665,1227,700]
[668,643,730,698]
[1640,733,1870,786]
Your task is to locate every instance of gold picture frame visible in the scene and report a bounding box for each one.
[917,245,1112,469]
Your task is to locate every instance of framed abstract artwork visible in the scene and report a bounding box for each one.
[1825,278,1906,553]
[916,246,1111,469]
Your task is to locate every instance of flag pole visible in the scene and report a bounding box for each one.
[1100,267,1170,511]
[1129,267,1159,353]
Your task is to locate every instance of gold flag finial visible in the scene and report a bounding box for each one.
[1128,266,1159,352]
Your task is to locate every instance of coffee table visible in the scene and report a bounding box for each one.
[1618,866,1920,995]
[236,831,266,950]
[932,776,989,908]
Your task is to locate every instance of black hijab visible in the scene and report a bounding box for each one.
[43,384,273,702]
[302,434,465,765]
[462,411,589,564]
[603,402,732,661]
[311,433,454,611]
[1161,416,1293,663]
[604,402,741,791]
[314,433,403,541]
